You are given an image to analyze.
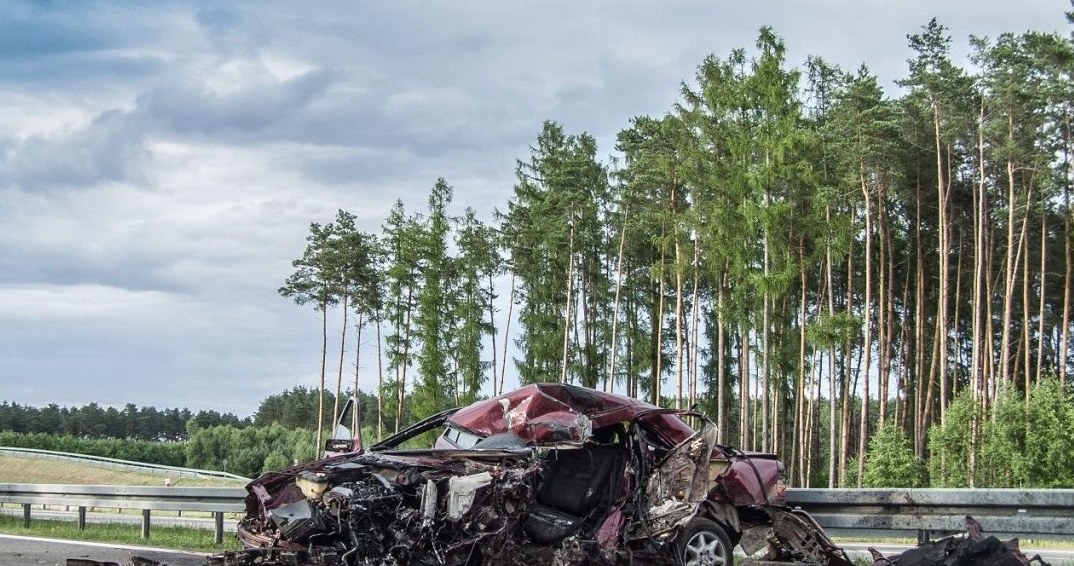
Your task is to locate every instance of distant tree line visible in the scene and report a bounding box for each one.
[281,17,1074,487]
[0,431,187,467]
[0,387,403,478]
[0,401,247,441]
[252,387,384,431]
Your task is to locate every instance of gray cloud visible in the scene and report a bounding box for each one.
[0,109,150,189]
[137,67,335,139]
[0,0,1067,415]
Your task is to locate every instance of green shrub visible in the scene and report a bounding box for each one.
[863,425,928,487]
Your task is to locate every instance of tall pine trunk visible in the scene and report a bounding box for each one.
[717,273,728,444]
[794,243,808,486]
[333,294,350,434]
[1061,112,1072,375]
[1001,116,1018,388]
[934,102,950,426]
[739,325,750,449]
[487,271,499,397]
[914,168,928,458]
[352,313,365,444]
[972,105,987,409]
[1036,209,1046,381]
[395,286,414,434]
[690,234,702,408]
[675,228,684,408]
[499,273,516,396]
[857,164,873,487]
[608,211,628,388]
[561,218,576,384]
[826,205,839,487]
[316,298,328,459]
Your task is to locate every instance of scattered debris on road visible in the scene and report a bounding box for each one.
[868,515,1051,566]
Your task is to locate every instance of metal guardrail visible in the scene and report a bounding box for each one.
[786,488,1074,542]
[2,484,1073,545]
[0,446,250,482]
[0,483,247,543]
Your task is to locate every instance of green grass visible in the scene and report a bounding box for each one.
[0,513,243,554]
[0,453,247,552]
[0,454,246,486]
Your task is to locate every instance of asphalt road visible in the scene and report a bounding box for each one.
[3,533,1072,565]
[0,534,212,566]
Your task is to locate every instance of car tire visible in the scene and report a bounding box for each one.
[675,517,734,566]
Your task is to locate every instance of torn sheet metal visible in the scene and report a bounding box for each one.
[446,470,493,520]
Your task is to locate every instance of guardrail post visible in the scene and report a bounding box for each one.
[78,506,86,531]
[214,512,224,544]
[22,503,30,527]
[917,529,930,544]
[141,509,151,539]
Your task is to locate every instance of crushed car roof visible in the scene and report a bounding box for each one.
[447,383,696,445]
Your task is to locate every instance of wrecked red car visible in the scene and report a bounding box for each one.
[213,384,851,566]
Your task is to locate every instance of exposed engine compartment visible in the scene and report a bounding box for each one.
[226,453,538,566]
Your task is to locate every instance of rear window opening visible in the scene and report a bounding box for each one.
[441,426,481,449]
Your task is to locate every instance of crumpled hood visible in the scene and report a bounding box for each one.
[447,383,695,445]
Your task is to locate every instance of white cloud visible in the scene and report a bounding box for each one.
[0,283,174,322]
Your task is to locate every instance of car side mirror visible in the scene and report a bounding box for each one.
[325,438,352,453]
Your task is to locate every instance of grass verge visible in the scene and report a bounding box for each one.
[0,513,243,554]
[0,454,246,486]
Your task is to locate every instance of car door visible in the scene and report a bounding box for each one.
[323,396,362,456]
[640,413,719,535]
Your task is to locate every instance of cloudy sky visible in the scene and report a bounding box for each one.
[0,1,1068,417]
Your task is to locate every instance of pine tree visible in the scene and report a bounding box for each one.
[279,222,341,457]
[501,122,610,386]
[454,208,502,405]
[413,179,456,417]
[382,201,422,432]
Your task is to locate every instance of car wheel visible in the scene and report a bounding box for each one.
[676,517,734,566]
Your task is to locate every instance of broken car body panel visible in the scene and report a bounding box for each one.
[443,383,694,447]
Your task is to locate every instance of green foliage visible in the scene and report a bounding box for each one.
[978,390,1028,487]
[0,386,396,479]
[806,312,860,350]
[501,121,611,387]
[258,20,1074,488]
[252,386,364,431]
[278,221,340,311]
[862,426,929,487]
[185,423,316,478]
[382,199,423,429]
[927,391,979,487]
[1021,378,1074,487]
[841,456,858,487]
[0,431,186,467]
[929,380,1074,488]
[454,208,501,403]
[412,179,456,417]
